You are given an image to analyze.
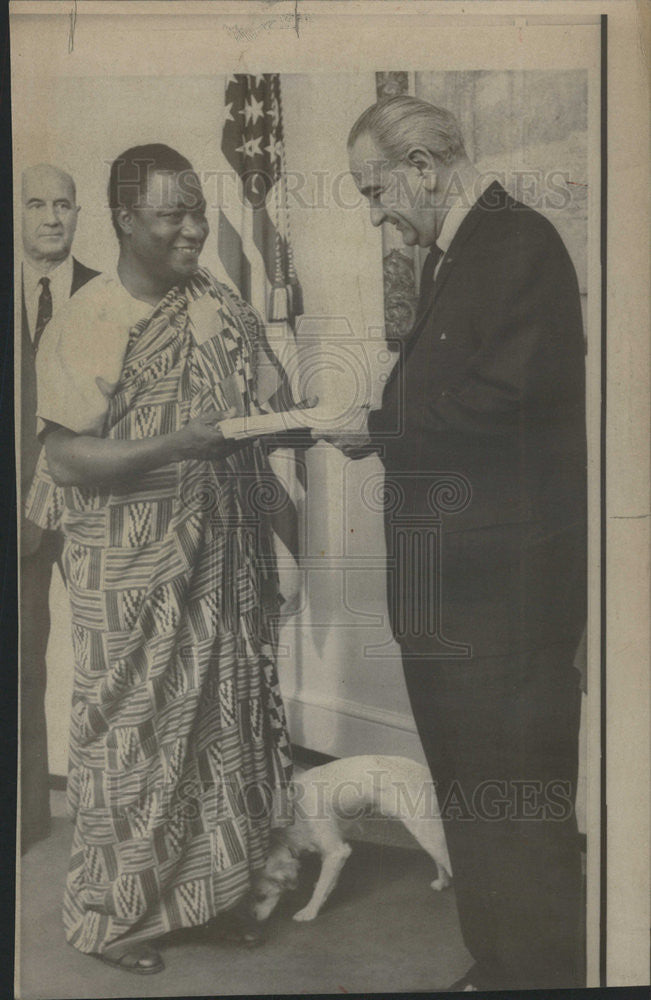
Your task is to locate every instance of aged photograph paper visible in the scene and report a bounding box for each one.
[11,1,649,997]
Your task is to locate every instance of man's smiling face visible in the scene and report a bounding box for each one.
[126,169,209,286]
[348,132,439,249]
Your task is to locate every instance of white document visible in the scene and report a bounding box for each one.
[218,404,348,440]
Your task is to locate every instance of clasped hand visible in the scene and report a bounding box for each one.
[310,404,372,457]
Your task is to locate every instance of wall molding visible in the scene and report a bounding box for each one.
[282,688,426,764]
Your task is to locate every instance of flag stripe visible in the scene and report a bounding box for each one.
[218,210,251,301]
[219,73,306,612]
[251,201,275,286]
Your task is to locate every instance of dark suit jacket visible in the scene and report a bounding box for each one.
[369,182,587,659]
[20,257,99,555]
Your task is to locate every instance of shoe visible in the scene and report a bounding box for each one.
[448,976,478,991]
[99,943,164,975]
[448,964,483,991]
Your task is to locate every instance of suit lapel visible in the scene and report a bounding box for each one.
[70,256,100,295]
[431,181,507,305]
[71,257,84,295]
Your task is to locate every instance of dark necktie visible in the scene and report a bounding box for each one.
[425,243,444,287]
[415,244,443,317]
[33,276,52,351]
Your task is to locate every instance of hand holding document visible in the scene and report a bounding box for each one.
[218,400,341,440]
[217,400,373,458]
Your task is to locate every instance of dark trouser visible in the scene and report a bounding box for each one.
[20,530,62,853]
[403,644,583,990]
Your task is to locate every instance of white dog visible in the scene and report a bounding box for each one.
[250,754,452,923]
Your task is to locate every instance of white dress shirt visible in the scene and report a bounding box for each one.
[22,254,74,342]
[433,175,495,278]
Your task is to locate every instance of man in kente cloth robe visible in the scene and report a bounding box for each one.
[26,144,294,975]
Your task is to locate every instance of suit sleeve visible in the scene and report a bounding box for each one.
[423,228,585,437]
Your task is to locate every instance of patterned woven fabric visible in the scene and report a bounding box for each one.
[26,268,293,954]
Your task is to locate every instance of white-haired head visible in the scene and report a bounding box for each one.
[347,95,466,168]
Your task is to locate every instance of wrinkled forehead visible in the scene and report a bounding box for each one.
[348,132,392,190]
[22,167,76,204]
[140,169,205,210]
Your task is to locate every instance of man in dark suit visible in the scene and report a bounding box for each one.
[20,164,98,853]
[342,97,586,990]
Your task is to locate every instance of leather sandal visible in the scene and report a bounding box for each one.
[99,943,165,975]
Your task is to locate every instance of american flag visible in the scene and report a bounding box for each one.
[219,74,305,613]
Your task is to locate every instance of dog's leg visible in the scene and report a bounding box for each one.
[292,843,352,922]
[373,763,453,889]
[399,813,453,889]
[429,864,452,891]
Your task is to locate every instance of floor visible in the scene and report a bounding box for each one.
[17,790,471,999]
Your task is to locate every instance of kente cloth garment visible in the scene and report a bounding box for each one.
[26,268,293,954]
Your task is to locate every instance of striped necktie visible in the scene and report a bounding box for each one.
[33,276,53,351]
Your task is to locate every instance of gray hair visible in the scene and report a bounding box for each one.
[22,163,77,203]
[347,95,466,166]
